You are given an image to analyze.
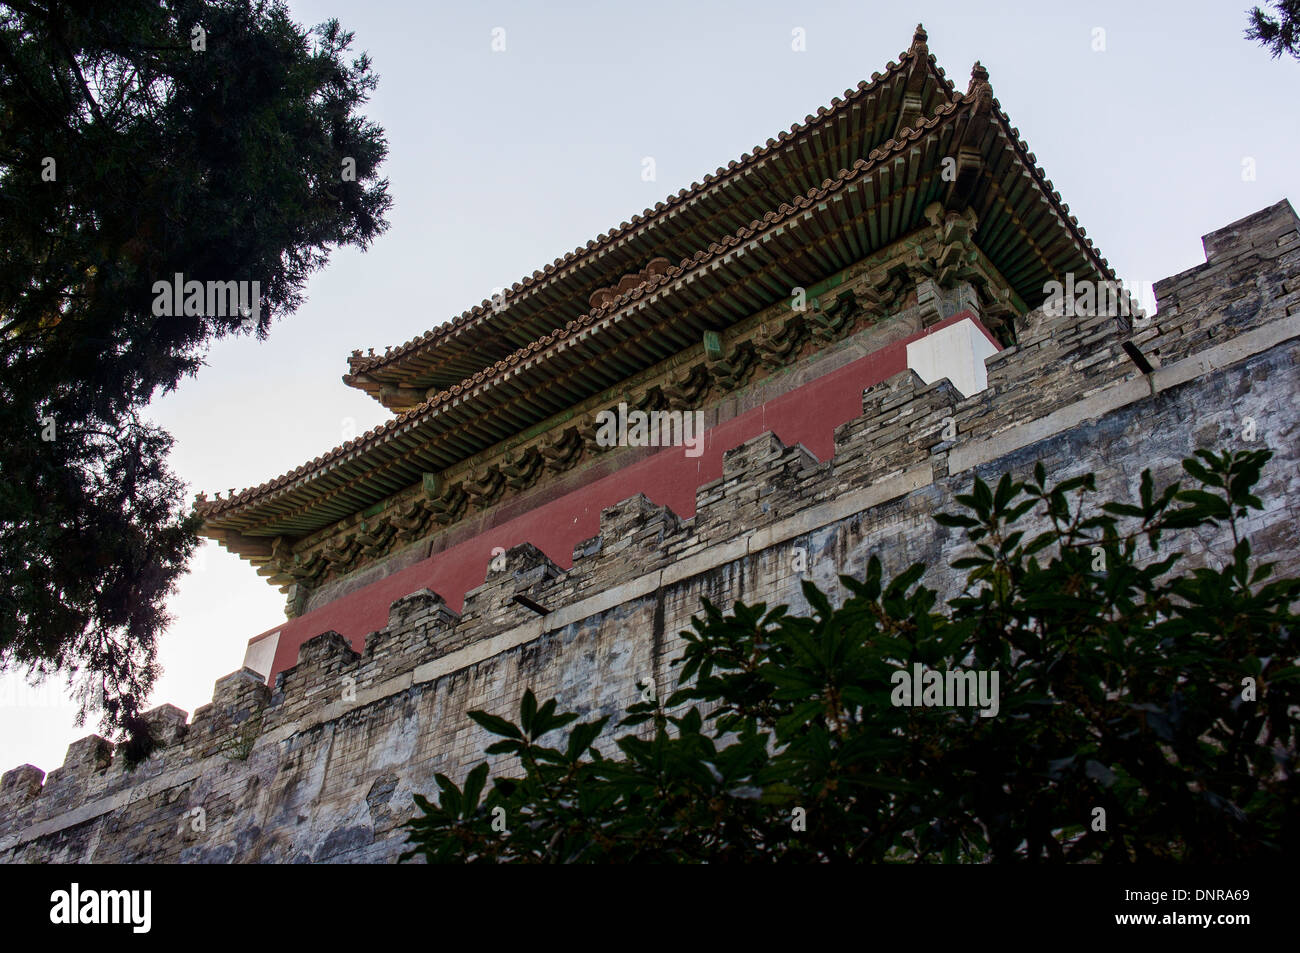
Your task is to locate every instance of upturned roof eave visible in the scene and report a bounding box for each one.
[341,30,961,405]
[198,88,1112,545]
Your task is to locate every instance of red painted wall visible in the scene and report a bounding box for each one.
[249,311,994,682]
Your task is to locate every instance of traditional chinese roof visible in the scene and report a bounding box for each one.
[199,27,1112,552]
[344,25,968,410]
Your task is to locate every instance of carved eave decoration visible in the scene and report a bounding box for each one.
[199,47,1114,614]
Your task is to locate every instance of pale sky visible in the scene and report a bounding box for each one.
[3,0,1297,775]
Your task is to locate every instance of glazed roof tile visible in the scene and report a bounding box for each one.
[199,69,1110,528]
[342,26,960,404]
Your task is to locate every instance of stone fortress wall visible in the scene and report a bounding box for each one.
[2,200,1297,863]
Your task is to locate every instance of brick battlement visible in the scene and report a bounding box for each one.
[2,201,1297,863]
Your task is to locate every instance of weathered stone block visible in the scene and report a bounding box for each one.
[0,765,44,806]
[143,704,189,748]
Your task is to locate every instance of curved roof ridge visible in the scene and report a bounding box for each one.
[344,34,954,382]
[199,96,970,519]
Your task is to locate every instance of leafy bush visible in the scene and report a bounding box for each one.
[402,449,1298,863]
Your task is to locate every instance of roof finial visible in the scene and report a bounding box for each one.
[967,61,993,109]
[911,23,928,51]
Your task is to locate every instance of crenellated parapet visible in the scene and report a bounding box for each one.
[357,589,462,688]
[189,669,272,759]
[833,372,962,486]
[1148,199,1299,367]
